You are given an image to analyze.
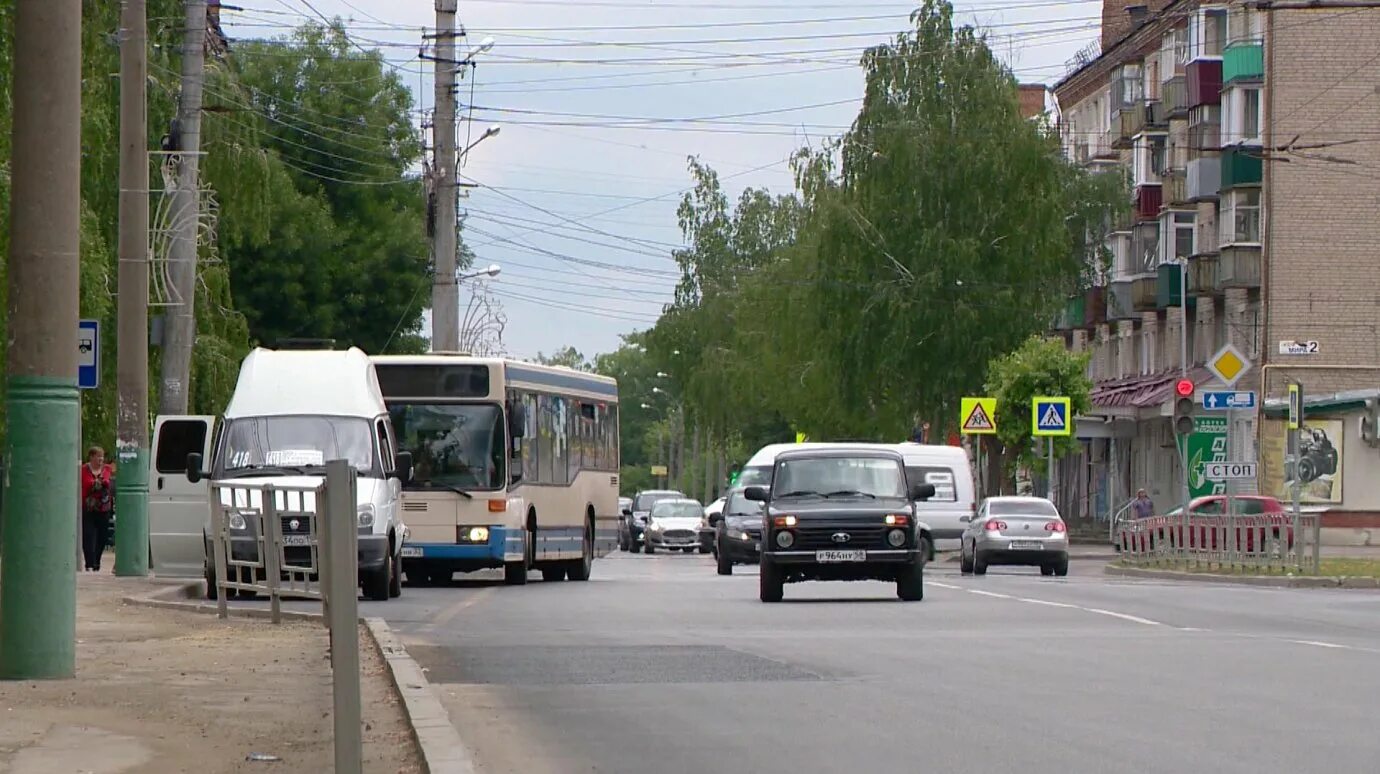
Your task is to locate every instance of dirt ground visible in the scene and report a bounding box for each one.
[0,574,423,773]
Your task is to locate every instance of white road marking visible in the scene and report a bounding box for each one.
[1084,608,1164,627]
[1290,639,1351,650]
[968,589,1015,600]
[1015,597,1081,610]
[929,582,961,590]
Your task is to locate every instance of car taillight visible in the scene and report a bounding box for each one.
[985,520,1007,531]
[1046,521,1067,533]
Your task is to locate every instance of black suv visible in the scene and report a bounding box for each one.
[745,447,935,603]
[708,487,763,575]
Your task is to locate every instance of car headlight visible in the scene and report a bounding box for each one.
[357,504,376,529]
[228,511,248,531]
[728,529,749,541]
[887,528,907,547]
[775,530,795,549]
[465,526,490,543]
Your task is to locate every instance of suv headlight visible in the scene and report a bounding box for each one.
[728,528,749,541]
[228,511,248,531]
[357,504,376,529]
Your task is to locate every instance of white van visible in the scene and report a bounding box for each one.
[148,347,409,601]
[739,441,976,556]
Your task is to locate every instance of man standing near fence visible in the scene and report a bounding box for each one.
[1132,488,1155,519]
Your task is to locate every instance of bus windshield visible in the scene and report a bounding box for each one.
[389,403,506,490]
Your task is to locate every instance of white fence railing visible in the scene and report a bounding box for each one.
[1116,511,1321,574]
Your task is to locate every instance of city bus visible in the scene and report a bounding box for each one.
[371,355,619,585]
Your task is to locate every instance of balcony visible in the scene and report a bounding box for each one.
[1085,286,1107,327]
[1108,280,1137,320]
[1155,262,1198,310]
[1189,255,1222,297]
[1220,145,1263,189]
[1134,185,1164,220]
[1164,169,1188,205]
[1187,59,1223,107]
[1113,108,1138,149]
[1187,157,1221,200]
[1144,100,1168,130]
[1223,41,1264,83]
[1218,246,1261,289]
[1165,76,1189,118]
[1064,295,1086,329]
[1132,275,1157,311]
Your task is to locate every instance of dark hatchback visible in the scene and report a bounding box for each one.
[746,447,935,603]
[708,488,764,575]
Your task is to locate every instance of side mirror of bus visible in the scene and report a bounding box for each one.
[393,451,413,484]
[186,452,205,484]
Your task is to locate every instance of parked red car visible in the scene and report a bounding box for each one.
[1126,495,1295,553]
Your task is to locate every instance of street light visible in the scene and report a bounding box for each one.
[459,126,500,163]
[458,263,501,282]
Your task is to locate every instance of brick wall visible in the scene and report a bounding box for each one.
[1101,0,1176,51]
[1267,9,1380,398]
[1194,296,1216,363]
[1018,84,1048,119]
[1119,320,1138,375]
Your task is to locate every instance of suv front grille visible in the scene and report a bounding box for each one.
[794,525,891,551]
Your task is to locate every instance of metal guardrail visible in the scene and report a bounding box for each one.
[207,460,363,774]
[1116,512,1321,574]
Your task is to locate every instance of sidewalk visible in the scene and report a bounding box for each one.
[0,573,422,773]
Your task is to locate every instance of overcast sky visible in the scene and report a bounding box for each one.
[222,0,1103,361]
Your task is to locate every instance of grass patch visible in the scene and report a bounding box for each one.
[1113,558,1380,578]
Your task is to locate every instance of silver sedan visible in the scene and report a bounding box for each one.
[960,496,1069,576]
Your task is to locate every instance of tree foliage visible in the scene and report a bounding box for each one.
[532,346,592,371]
[636,0,1123,463]
[984,335,1093,472]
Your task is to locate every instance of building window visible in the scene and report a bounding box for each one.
[1220,189,1261,245]
[1134,134,1168,185]
[1173,26,1189,66]
[1228,4,1263,45]
[1162,211,1196,262]
[1191,7,1228,59]
[1224,87,1262,145]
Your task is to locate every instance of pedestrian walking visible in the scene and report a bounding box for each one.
[1132,488,1155,519]
[80,446,115,572]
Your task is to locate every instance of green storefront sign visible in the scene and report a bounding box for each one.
[1187,416,1228,498]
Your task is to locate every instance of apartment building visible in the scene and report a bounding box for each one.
[1049,0,1380,532]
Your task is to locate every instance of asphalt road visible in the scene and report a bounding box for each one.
[259,553,1380,773]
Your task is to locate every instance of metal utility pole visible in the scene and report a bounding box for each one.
[115,0,151,577]
[157,0,207,415]
[430,0,460,351]
[1,0,83,680]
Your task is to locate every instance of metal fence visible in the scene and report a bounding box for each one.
[1116,511,1321,574]
[207,460,363,774]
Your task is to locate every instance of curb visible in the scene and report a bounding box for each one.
[1104,564,1380,589]
[121,581,322,622]
[365,618,476,774]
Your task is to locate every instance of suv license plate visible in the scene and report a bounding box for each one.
[1008,541,1042,551]
[816,550,866,563]
[400,546,423,558]
[282,535,312,547]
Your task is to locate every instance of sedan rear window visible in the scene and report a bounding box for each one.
[988,500,1059,517]
[906,466,957,502]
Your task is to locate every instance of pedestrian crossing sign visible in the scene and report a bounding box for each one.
[960,397,997,435]
[1032,396,1072,437]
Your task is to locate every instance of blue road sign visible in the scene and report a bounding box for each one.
[1200,390,1256,411]
[1032,396,1071,437]
[78,318,99,390]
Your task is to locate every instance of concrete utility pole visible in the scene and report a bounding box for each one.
[157,0,207,414]
[430,0,460,351]
[1,0,83,680]
[115,0,151,577]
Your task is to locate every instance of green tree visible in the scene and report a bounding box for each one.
[223,22,429,353]
[984,335,1093,488]
[533,346,591,371]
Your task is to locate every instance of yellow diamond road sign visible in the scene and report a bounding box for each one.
[960,397,997,435]
[1207,343,1251,388]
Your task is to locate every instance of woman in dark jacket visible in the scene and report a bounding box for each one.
[80,446,115,571]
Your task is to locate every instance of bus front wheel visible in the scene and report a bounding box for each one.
[567,518,593,582]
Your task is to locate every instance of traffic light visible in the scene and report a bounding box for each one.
[1173,378,1195,435]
